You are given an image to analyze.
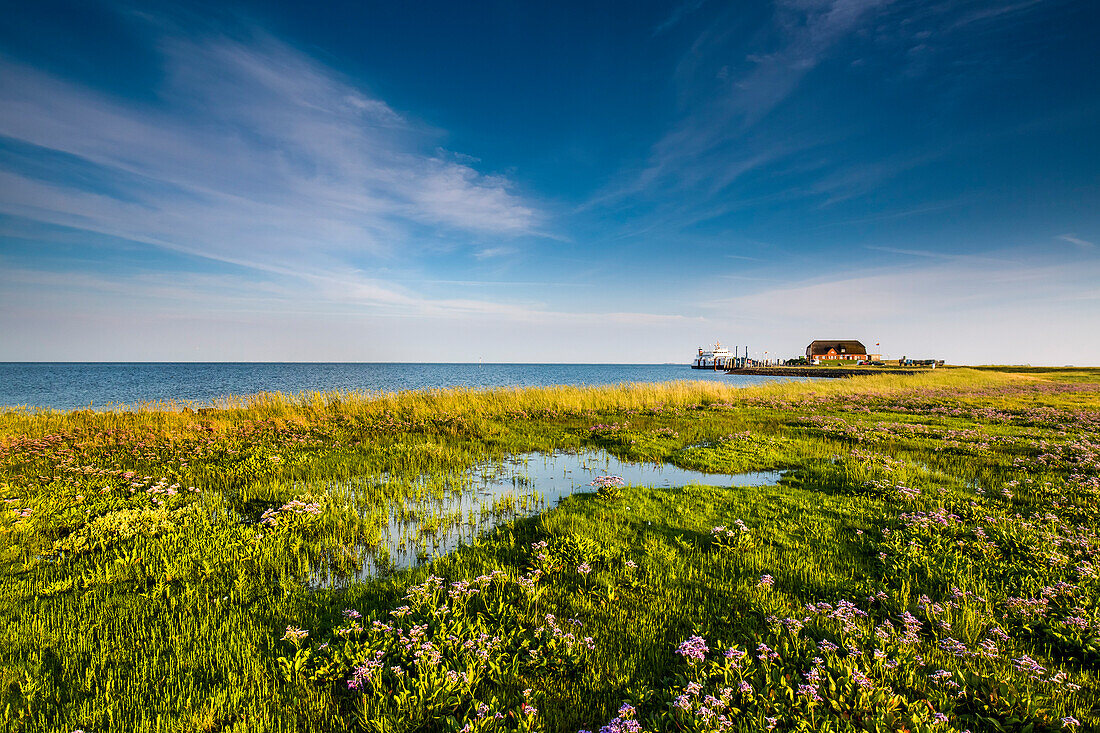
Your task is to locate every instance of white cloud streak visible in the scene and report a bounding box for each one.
[588,0,893,219]
[0,21,705,346]
[0,29,714,339]
[473,246,517,260]
[0,31,536,284]
[648,0,889,185]
[1058,234,1095,250]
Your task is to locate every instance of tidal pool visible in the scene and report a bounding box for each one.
[318,451,782,585]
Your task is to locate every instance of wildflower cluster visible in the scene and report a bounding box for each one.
[282,571,591,728]
[589,591,1088,733]
[259,498,324,526]
[590,474,626,501]
[710,519,752,551]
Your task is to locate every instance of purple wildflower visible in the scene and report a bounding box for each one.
[676,635,709,663]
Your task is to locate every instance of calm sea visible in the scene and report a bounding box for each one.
[0,363,804,411]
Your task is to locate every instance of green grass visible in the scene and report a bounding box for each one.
[0,369,1097,732]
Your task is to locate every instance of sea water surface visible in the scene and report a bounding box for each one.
[0,362,805,410]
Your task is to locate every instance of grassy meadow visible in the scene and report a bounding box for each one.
[1,368,1098,732]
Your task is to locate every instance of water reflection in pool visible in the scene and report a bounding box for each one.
[324,451,782,584]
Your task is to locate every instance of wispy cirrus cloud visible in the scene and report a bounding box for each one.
[946,0,1044,31]
[592,0,1063,237]
[862,244,1013,265]
[653,0,710,36]
[0,29,537,285]
[587,0,894,225]
[1058,234,1095,250]
[707,250,1100,317]
[473,246,517,260]
[0,260,697,331]
[643,0,891,189]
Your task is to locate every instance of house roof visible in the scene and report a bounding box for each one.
[807,340,867,355]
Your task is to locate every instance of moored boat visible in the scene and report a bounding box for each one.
[692,341,733,369]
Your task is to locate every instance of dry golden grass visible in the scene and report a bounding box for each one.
[0,367,1027,441]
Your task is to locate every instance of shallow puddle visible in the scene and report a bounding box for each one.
[318,451,782,585]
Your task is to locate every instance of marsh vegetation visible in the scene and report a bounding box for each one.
[1,370,1098,732]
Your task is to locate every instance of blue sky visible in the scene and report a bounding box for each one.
[1,0,1097,363]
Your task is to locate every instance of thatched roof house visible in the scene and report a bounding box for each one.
[806,340,868,361]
